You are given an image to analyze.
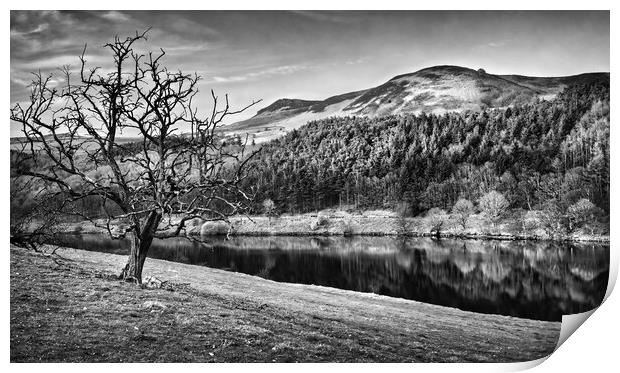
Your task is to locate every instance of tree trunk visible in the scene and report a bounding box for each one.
[120,211,161,283]
[120,234,152,283]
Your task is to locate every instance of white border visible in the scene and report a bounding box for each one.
[3,2,616,372]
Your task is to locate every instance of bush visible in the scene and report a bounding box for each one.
[395,201,411,234]
[185,218,204,234]
[316,212,329,226]
[342,219,354,236]
[522,210,541,232]
[478,191,509,226]
[262,198,277,217]
[426,207,448,234]
[309,213,329,231]
[200,221,230,236]
[451,198,474,229]
[188,218,203,227]
[567,198,600,233]
[538,201,566,237]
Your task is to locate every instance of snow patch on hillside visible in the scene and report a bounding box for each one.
[227,99,357,144]
[278,98,355,129]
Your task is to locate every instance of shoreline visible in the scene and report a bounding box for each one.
[64,211,610,244]
[11,244,561,362]
[195,230,611,243]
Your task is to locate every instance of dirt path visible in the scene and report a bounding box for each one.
[10,245,560,362]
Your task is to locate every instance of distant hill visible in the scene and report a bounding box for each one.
[224,65,609,143]
[9,134,144,151]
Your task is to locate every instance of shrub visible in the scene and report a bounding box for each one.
[538,201,566,237]
[200,221,230,236]
[310,213,329,231]
[522,210,541,232]
[478,191,509,226]
[186,218,204,233]
[567,198,600,233]
[188,218,203,227]
[451,198,474,229]
[427,207,448,234]
[395,201,411,234]
[262,198,277,217]
[316,212,329,226]
[342,219,354,236]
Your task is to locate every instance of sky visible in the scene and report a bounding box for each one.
[10,10,610,136]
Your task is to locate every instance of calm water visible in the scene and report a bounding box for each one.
[54,234,609,321]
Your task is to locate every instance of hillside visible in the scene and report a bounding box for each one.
[240,80,610,232]
[224,65,609,143]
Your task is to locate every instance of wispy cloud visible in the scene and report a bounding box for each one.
[10,76,32,87]
[213,64,310,83]
[476,40,509,49]
[100,10,132,23]
[344,57,369,65]
[160,42,217,53]
[10,22,49,37]
[289,10,359,24]
[10,10,610,136]
[486,41,506,48]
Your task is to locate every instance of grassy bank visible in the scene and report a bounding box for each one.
[65,208,608,242]
[11,244,560,362]
[218,210,609,242]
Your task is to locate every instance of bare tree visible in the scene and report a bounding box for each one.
[478,191,509,228]
[10,161,63,250]
[451,198,474,229]
[10,31,260,283]
[567,198,600,233]
[426,207,448,236]
[262,198,277,223]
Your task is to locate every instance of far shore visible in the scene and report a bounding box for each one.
[64,209,610,243]
[11,244,560,362]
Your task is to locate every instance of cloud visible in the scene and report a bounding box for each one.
[475,40,510,49]
[10,10,227,104]
[344,57,369,65]
[100,11,132,23]
[158,42,216,53]
[10,22,49,37]
[471,40,510,53]
[486,41,506,48]
[289,10,358,24]
[10,76,31,86]
[213,64,310,83]
[147,14,219,40]
[16,53,110,72]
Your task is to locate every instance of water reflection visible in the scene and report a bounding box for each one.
[54,234,609,321]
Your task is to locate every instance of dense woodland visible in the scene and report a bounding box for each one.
[244,82,610,220]
[11,81,610,238]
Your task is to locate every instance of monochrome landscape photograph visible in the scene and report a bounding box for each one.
[9,10,610,363]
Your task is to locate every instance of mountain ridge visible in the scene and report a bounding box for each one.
[224,65,609,143]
